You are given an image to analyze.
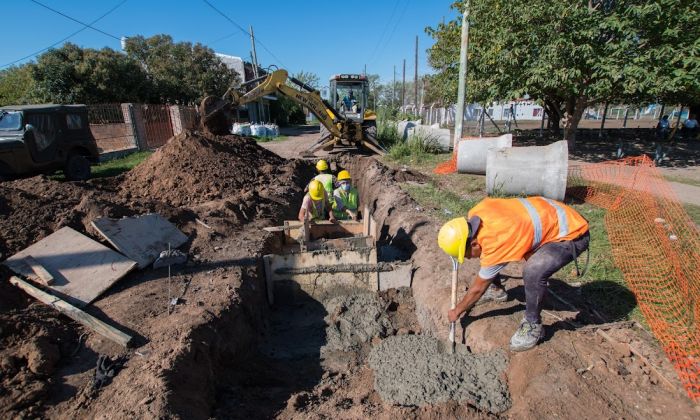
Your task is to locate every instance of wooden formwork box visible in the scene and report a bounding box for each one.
[263,208,411,305]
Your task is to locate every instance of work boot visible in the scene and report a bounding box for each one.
[510,318,545,352]
[475,284,508,306]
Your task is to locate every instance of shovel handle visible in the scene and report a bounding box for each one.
[449,258,458,347]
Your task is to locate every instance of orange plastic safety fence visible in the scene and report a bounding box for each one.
[569,155,700,401]
[434,149,457,174]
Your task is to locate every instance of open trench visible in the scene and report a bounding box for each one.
[158,155,511,419]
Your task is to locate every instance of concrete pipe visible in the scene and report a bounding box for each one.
[397,120,421,140]
[456,134,512,174]
[485,140,568,201]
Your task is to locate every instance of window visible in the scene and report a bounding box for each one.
[533,108,542,117]
[66,114,84,130]
[25,114,57,151]
[0,111,22,130]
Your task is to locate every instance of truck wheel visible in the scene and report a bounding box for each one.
[65,155,91,181]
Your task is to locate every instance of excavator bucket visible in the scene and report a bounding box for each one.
[199,95,232,135]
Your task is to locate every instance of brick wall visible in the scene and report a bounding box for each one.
[90,123,137,153]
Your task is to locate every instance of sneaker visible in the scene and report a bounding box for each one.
[475,284,508,306]
[510,319,545,352]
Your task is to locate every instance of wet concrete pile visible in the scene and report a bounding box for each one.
[323,292,393,353]
[368,335,511,413]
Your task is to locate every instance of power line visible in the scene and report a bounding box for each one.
[208,31,240,46]
[201,0,288,69]
[0,0,127,69]
[366,0,401,65]
[369,0,410,67]
[30,0,122,41]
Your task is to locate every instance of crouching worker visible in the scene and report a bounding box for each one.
[332,170,360,221]
[438,196,589,352]
[314,159,336,197]
[299,179,337,223]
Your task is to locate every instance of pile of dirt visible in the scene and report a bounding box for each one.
[368,335,511,413]
[120,131,290,207]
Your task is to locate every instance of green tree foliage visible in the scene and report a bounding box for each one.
[292,70,321,89]
[426,0,700,147]
[0,65,38,106]
[124,35,239,104]
[31,43,151,104]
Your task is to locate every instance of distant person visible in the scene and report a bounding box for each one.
[332,170,359,221]
[655,115,671,164]
[656,115,670,140]
[683,114,698,139]
[342,91,355,111]
[313,159,336,196]
[299,180,336,223]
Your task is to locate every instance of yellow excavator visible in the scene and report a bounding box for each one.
[199,69,385,156]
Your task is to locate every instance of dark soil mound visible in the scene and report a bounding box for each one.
[119,131,288,207]
[0,178,85,258]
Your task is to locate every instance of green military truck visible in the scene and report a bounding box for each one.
[0,104,99,181]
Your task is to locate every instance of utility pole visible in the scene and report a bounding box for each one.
[249,25,262,122]
[401,59,406,111]
[414,35,418,111]
[454,1,470,147]
[392,65,396,109]
[364,64,366,75]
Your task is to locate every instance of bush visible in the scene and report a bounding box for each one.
[387,131,441,161]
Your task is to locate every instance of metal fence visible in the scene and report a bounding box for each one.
[85,103,199,154]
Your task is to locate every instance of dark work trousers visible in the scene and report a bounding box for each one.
[522,232,590,323]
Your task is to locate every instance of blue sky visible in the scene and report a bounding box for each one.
[2,0,457,85]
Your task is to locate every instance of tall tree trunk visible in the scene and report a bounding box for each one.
[544,98,562,136]
[562,96,587,150]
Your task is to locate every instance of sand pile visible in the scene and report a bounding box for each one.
[368,335,511,413]
[120,131,289,207]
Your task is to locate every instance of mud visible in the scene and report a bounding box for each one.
[369,335,510,413]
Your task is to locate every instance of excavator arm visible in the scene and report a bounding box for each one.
[199,69,385,155]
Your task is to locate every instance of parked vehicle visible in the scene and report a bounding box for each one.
[0,104,99,180]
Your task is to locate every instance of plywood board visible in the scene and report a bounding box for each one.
[283,220,366,244]
[92,214,188,269]
[3,227,137,307]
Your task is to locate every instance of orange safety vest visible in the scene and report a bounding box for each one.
[467,197,589,267]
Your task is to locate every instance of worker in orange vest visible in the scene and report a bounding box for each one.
[438,196,590,351]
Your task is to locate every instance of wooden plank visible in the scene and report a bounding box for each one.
[92,214,188,269]
[3,227,138,308]
[263,255,274,305]
[9,276,132,347]
[363,205,371,237]
[24,255,55,285]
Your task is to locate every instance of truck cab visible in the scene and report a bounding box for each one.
[0,104,99,180]
[329,74,370,123]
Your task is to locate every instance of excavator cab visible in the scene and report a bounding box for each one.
[330,74,369,123]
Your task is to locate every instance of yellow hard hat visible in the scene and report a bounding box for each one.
[316,159,329,172]
[337,170,351,181]
[308,180,325,201]
[437,216,480,264]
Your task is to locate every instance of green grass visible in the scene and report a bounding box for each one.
[254,135,288,143]
[402,181,479,222]
[664,174,700,188]
[92,151,152,178]
[50,151,151,181]
[684,203,700,225]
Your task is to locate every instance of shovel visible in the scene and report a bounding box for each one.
[449,257,459,354]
